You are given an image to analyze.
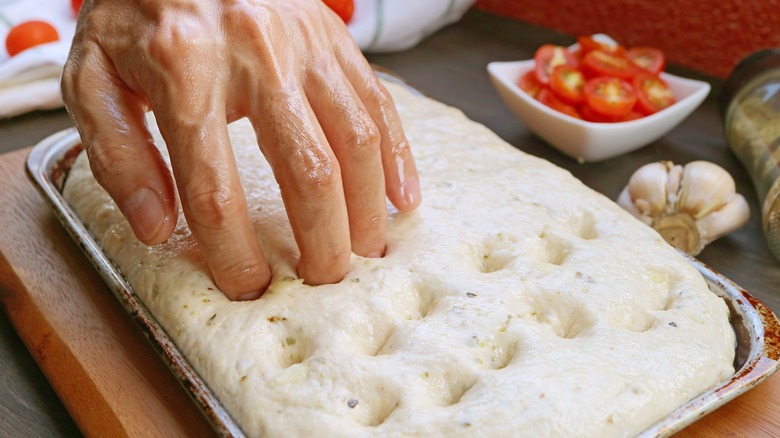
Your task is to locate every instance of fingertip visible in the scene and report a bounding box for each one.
[399,176,421,211]
[237,290,262,301]
[365,249,384,259]
[297,258,349,286]
[214,261,272,301]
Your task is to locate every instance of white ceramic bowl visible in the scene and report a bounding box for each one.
[486,59,711,162]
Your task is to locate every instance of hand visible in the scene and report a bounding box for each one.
[61,0,421,300]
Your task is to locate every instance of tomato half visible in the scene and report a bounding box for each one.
[577,35,625,56]
[584,77,637,117]
[538,88,581,119]
[71,0,84,16]
[627,47,666,75]
[581,104,619,123]
[632,73,676,115]
[533,44,577,85]
[322,0,354,23]
[518,70,544,99]
[620,110,644,122]
[582,49,637,80]
[549,64,585,104]
[5,21,59,57]
[582,105,643,123]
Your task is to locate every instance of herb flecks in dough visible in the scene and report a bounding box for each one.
[267,316,287,323]
[60,80,736,438]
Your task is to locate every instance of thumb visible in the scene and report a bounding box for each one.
[62,43,178,245]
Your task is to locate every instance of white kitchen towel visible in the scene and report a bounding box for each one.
[0,0,76,118]
[350,0,475,52]
[0,0,473,118]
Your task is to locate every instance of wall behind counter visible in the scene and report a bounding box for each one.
[474,0,780,78]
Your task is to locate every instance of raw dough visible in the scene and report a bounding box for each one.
[63,81,735,437]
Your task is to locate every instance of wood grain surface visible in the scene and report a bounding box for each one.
[0,149,215,437]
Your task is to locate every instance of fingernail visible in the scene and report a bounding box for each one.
[366,250,383,258]
[401,177,421,207]
[123,187,166,243]
[237,290,262,301]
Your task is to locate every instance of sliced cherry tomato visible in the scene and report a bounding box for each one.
[518,70,544,99]
[71,0,84,16]
[5,21,59,57]
[582,49,637,80]
[627,47,666,75]
[620,110,644,122]
[581,105,643,123]
[632,73,676,115]
[584,77,637,117]
[533,44,577,85]
[549,65,585,104]
[322,0,354,23]
[577,35,625,56]
[538,88,582,119]
[581,104,619,123]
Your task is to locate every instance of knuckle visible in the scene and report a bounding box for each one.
[390,137,412,157]
[361,82,394,111]
[85,143,126,180]
[147,30,178,67]
[185,186,246,231]
[60,65,78,105]
[147,20,216,71]
[288,154,342,196]
[344,115,380,159]
[61,44,96,104]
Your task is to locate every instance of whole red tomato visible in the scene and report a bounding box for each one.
[5,20,60,57]
[71,0,84,16]
[322,0,354,24]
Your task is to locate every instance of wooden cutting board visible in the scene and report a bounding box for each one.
[0,147,215,437]
[0,146,778,437]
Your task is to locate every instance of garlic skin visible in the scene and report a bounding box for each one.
[617,161,750,256]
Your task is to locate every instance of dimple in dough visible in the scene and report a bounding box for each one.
[63,81,735,437]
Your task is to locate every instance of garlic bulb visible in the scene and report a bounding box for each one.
[617,161,750,256]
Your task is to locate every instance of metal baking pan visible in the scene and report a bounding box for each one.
[25,77,780,438]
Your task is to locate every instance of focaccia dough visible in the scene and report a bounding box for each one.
[63,81,735,437]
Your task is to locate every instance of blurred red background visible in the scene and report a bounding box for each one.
[474,0,780,78]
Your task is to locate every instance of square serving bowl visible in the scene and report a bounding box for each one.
[487,59,711,162]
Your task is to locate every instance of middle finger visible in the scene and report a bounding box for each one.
[304,62,387,259]
[250,84,352,285]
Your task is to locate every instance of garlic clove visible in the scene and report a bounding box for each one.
[676,161,737,219]
[626,161,669,218]
[617,187,652,225]
[665,163,684,211]
[696,194,750,246]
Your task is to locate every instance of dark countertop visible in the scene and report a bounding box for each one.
[0,9,777,437]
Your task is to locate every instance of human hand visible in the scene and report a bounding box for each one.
[61,0,421,300]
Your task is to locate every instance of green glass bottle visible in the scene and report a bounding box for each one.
[721,49,780,262]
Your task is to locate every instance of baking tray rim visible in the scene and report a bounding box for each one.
[25,89,780,438]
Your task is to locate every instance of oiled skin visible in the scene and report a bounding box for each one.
[61,0,422,299]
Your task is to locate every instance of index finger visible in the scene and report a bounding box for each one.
[152,89,271,300]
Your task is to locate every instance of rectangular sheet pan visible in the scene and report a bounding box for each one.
[25,75,780,437]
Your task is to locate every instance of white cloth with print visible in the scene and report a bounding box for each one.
[0,0,76,118]
[0,0,473,118]
[349,0,475,52]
